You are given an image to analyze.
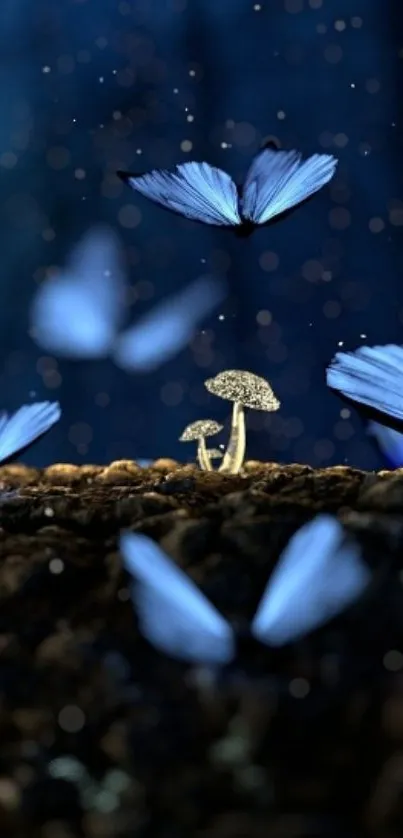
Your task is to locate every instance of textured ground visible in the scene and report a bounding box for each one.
[1,459,403,837]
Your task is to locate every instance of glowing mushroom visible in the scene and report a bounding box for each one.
[179,419,223,471]
[204,370,280,475]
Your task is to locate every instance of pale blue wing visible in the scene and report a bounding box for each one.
[30,226,125,358]
[118,162,241,226]
[113,275,227,373]
[326,344,403,421]
[120,532,235,664]
[241,148,337,225]
[367,421,403,467]
[0,401,61,462]
[251,515,370,647]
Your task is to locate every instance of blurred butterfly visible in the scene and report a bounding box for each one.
[30,225,225,369]
[367,421,403,468]
[120,514,370,665]
[0,401,61,464]
[113,274,226,372]
[30,226,125,359]
[327,344,403,429]
[117,145,337,236]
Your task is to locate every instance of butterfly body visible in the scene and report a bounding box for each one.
[118,147,337,233]
[234,219,256,238]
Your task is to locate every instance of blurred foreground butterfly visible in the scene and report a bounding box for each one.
[120,514,370,665]
[117,146,337,234]
[0,401,61,464]
[327,344,403,429]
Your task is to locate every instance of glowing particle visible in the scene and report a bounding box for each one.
[383,650,403,671]
[180,139,192,152]
[42,66,51,73]
[49,558,64,574]
[277,110,286,120]
[58,705,85,733]
[289,677,310,698]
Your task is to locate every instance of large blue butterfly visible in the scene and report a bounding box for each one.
[117,146,337,235]
[327,344,403,428]
[120,514,370,665]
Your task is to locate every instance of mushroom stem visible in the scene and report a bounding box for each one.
[219,402,246,474]
[197,437,214,471]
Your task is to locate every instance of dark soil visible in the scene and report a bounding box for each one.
[1,458,403,838]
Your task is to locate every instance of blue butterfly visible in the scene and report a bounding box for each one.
[367,421,403,468]
[119,514,370,665]
[327,344,403,427]
[113,274,226,373]
[117,146,337,235]
[30,224,225,371]
[0,401,61,463]
[30,226,125,359]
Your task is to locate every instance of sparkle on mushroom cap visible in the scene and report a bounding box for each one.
[204,370,280,411]
[179,419,224,441]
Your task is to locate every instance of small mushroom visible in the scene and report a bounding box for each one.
[204,370,280,474]
[179,419,223,471]
[207,448,224,460]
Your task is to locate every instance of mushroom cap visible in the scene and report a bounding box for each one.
[204,370,280,411]
[179,419,223,442]
[206,448,223,459]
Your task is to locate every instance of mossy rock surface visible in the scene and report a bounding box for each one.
[0,459,403,837]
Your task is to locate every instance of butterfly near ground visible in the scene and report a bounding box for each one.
[0,401,61,464]
[120,514,370,666]
[327,344,403,432]
[117,144,338,236]
[367,421,403,468]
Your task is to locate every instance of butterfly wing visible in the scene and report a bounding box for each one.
[241,148,337,225]
[30,226,124,358]
[0,401,61,463]
[113,275,227,372]
[368,421,403,467]
[326,344,403,423]
[120,532,235,664]
[118,162,241,226]
[251,515,370,647]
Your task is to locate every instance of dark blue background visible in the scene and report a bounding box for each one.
[1,0,402,469]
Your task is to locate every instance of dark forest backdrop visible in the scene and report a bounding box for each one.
[1,0,402,469]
